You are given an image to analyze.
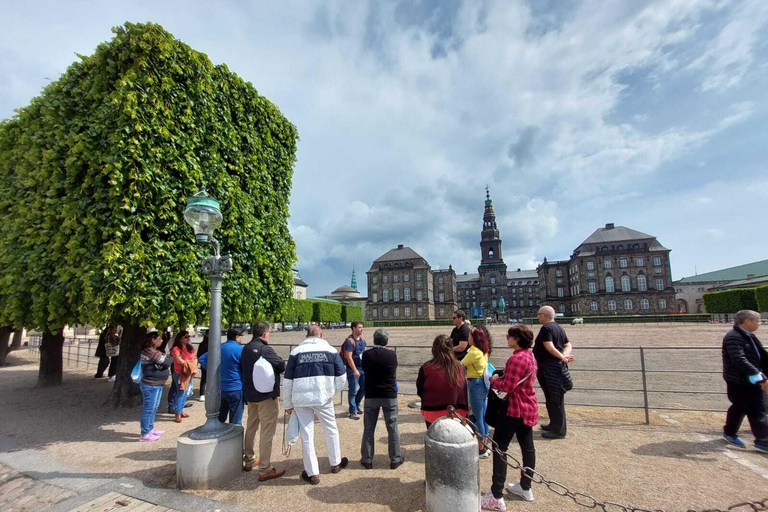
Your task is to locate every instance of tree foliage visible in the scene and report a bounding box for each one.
[312,301,342,324]
[702,289,758,314]
[755,286,768,313]
[0,22,299,390]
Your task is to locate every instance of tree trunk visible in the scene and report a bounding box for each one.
[36,330,65,387]
[104,322,145,408]
[10,329,23,351]
[0,326,12,366]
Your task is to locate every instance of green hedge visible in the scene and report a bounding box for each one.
[521,314,711,325]
[341,305,362,323]
[702,288,758,314]
[312,302,342,323]
[755,286,768,313]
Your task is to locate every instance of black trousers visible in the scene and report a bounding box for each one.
[95,356,109,377]
[199,368,207,396]
[538,365,567,436]
[107,356,119,378]
[724,381,768,443]
[491,414,535,499]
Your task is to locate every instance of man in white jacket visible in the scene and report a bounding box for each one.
[283,325,348,484]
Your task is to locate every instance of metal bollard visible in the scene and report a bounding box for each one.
[424,415,480,512]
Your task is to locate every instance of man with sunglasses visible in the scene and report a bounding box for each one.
[450,310,471,360]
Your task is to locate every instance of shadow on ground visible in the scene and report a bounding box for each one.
[631,439,724,461]
[307,477,425,512]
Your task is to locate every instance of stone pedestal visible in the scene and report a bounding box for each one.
[176,425,244,490]
[425,417,479,512]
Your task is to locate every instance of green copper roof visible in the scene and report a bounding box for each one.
[676,259,768,283]
[485,186,492,207]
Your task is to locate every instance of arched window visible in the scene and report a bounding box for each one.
[637,274,647,291]
[393,288,400,301]
[624,299,633,310]
[621,275,630,292]
[608,300,617,311]
[605,276,614,293]
[640,299,649,309]
[383,308,389,317]
[659,299,667,309]
[404,288,411,301]
[489,248,494,259]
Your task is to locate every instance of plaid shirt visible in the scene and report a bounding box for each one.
[492,348,539,426]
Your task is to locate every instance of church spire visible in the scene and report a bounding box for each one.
[351,264,358,291]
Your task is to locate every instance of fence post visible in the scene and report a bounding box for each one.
[67,341,71,366]
[86,340,91,371]
[640,347,649,425]
[76,341,80,368]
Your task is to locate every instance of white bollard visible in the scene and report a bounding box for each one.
[425,416,480,512]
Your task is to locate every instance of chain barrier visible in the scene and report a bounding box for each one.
[444,407,765,512]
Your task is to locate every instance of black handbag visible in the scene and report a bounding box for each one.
[561,364,573,392]
[485,386,508,428]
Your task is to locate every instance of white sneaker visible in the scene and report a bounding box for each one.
[479,448,492,459]
[199,395,205,402]
[108,376,116,383]
[481,492,506,510]
[507,482,534,501]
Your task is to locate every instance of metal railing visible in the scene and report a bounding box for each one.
[27,337,728,424]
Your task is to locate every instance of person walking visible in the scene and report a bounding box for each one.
[463,326,492,458]
[241,321,286,481]
[283,325,348,485]
[360,329,404,470]
[417,334,469,427]
[722,309,768,452]
[481,325,539,510]
[196,334,209,402]
[93,326,111,379]
[169,330,197,423]
[341,321,366,419]
[199,327,246,424]
[533,305,573,439]
[138,331,172,442]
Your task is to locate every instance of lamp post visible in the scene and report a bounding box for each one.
[177,188,243,489]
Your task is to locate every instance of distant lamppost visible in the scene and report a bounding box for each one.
[183,187,233,439]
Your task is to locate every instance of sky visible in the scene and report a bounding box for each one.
[2,0,767,297]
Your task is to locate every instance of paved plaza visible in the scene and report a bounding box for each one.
[0,324,766,511]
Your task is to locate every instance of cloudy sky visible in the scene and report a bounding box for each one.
[2,0,767,297]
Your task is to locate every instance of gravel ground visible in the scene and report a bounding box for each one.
[2,323,766,512]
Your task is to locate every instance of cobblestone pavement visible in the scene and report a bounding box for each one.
[0,464,75,511]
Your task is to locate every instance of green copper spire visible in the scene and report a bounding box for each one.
[485,186,492,207]
[351,264,358,291]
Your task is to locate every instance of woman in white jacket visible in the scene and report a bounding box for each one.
[282,325,348,485]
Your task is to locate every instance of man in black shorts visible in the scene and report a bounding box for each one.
[533,305,574,439]
[451,310,471,360]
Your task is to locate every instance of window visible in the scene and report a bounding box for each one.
[403,274,409,281]
[490,276,496,284]
[656,279,664,291]
[624,299,633,310]
[404,288,410,301]
[383,307,389,317]
[383,275,388,283]
[586,261,595,270]
[587,272,595,277]
[372,309,378,318]
[488,248,494,259]
[636,258,644,267]
[559,304,566,313]
[416,290,423,301]
[605,276,614,292]
[382,289,389,301]
[602,246,608,252]
[416,272,423,281]
[557,287,564,297]
[528,287,533,293]
[588,282,596,294]
[472,301,477,307]
[620,258,628,268]
[438,293,445,302]
[637,274,647,291]
[393,288,400,301]
[465,290,469,296]
[405,307,411,316]
[528,300,534,306]
[393,307,400,317]
[653,256,661,266]
[621,275,630,292]
[604,260,612,269]
[438,276,444,285]
[372,276,378,284]
[590,301,598,311]
[438,307,444,316]
[393,274,399,283]
[640,299,649,310]
[608,300,617,311]
[417,307,423,316]
[491,287,496,294]
[556,269,563,277]
[659,299,667,309]
[372,292,378,302]
[512,300,517,307]
[492,300,497,308]
[654,268,663,274]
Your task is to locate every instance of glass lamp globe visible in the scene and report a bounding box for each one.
[184,188,222,242]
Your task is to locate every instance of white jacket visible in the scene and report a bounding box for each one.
[282,337,346,409]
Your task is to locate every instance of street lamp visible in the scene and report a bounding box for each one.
[177,187,242,489]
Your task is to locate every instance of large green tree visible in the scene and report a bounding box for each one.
[0,23,298,400]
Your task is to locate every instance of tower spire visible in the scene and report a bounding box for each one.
[351,264,358,291]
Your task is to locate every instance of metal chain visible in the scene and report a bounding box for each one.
[444,408,766,512]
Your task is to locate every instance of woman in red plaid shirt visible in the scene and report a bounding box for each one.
[481,325,538,510]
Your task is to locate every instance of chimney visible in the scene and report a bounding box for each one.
[605,223,615,229]
[746,274,755,280]
[397,244,404,250]
[517,268,521,272]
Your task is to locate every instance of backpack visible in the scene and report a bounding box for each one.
[252,352,275,393]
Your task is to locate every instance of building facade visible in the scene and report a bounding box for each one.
[674,259,768,313]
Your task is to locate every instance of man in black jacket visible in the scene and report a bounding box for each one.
[241,321,287,480]
[722,310,768,452]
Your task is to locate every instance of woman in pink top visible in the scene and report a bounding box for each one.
[481,325,538,510]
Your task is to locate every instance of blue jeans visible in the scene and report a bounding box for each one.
[170,370,188,414]
[140,383,164,436]
[468,378,489,438]
[347,372,365,414]
[219,389,244,424]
